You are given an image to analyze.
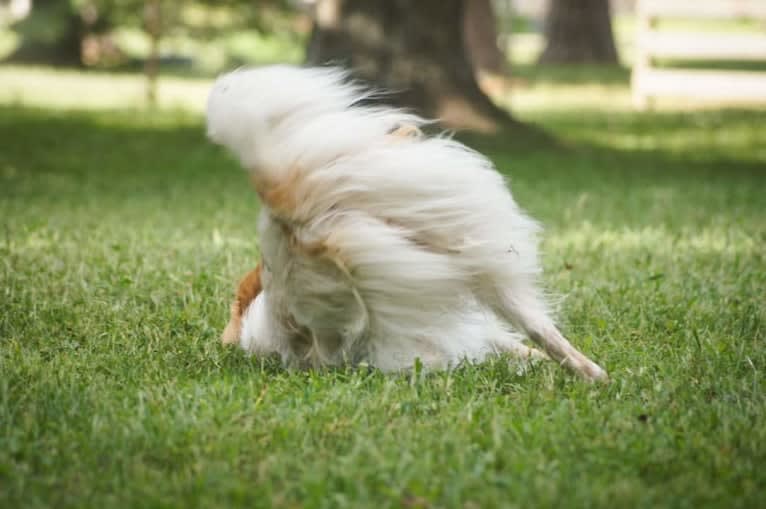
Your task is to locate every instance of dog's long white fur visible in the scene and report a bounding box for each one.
[207,65,607,381]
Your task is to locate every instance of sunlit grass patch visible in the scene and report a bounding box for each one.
[0,65,211,111]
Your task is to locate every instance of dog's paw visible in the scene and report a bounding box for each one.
[582,362,609,384]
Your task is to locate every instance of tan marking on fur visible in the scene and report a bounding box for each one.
[404,232,462,255]
[221,300,242,345]
[249,172,262,191]
[273,217,333,260]
[262,166,303,216]
[382,218,461,255]
[249,173,279,211]
[249,126,419,221]
[388,124,422,139]
[289,232,328,257]
[221,264,263,345]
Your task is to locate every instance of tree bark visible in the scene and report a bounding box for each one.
[306,0,516,132]
[7,0,84,66]
[538,0,619,64]
[463,0,507,76]
[143,0,162,107]
[7,0,116,67]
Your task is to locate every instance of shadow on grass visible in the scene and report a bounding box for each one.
[511,63,631,86]
[3,104,764,219]
[0,106,237,202]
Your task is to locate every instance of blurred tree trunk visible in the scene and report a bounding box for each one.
[306,0,516,132]
[7,0,84,65]
[538,0,618,64]
[463,0,507,76]
[7,0,117,66]
[464,0,512,99]
[143,0,161,107]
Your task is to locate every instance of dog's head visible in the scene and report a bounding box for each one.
[221,264,263,346]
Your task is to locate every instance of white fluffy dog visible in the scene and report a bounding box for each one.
[207,65,607,382]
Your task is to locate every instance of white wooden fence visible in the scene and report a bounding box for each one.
[632,0,766,109]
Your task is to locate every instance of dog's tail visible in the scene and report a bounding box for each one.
[206,65,427,213]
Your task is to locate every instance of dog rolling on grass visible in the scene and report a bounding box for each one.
[206,65,607,382]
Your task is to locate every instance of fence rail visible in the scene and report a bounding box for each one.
[632,0,766,109]
[638,0,766,19]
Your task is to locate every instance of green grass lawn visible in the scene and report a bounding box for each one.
[1,67,765,508]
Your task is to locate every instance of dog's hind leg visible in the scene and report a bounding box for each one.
[482,284,608,382]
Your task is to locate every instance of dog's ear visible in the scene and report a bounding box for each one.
[221,263,263,345]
